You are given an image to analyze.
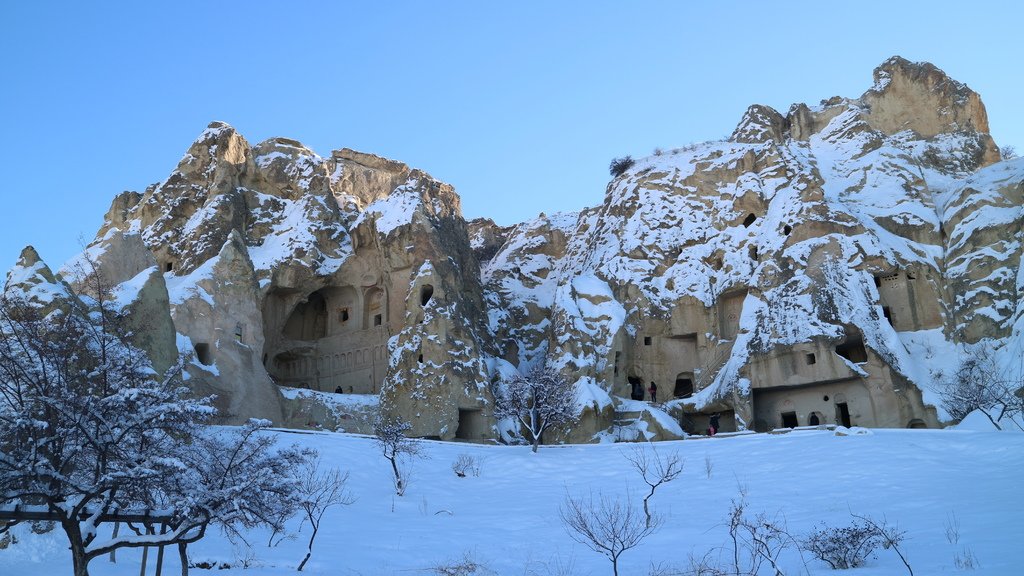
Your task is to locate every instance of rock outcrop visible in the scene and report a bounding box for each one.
[11,56,1022,444]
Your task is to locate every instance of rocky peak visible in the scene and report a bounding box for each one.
[730,56,998,167]
[3,246,75,310]
[329,148,413,208]
[176,121,252,191]
[861,55,990,137]
[730,104,788,144]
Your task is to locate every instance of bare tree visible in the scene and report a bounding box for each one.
[560,491,662,576]
[722,493,798,576]
[0,258,313,576]
[374,415,423,496]
[494,366,578,452]
[1001,145,1017,160]
[296,459,355,571]
[624,446,683,527]
[940,350,1023,430]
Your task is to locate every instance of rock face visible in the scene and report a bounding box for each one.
[15,56,1023,443]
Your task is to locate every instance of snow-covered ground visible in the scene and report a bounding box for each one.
[3,424,1022,575]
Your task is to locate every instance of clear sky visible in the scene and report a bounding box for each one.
[2,1,1021,272]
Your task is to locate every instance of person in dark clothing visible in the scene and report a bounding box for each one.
[648,382,658,403]
[709,412,720,436]
[809,412,820,426]
[334,386,344,394]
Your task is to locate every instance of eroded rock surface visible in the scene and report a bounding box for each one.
[15,56,1021,443]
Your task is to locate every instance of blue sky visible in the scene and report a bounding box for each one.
[2,1,1021,271]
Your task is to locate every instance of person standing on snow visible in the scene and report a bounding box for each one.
[648,381,658,403]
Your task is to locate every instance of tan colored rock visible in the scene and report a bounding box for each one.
[41,56,1020,445]
[170,231,283,423]
[862,56,989,137]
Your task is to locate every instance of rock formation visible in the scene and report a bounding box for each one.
[8,56,1023,443]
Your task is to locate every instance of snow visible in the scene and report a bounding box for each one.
[164,254,218,306]
[246,191,350,276]
[279,386,380,409]
[1,260,68,304]
[3,426,1022,575]
[108,267,159,311]
[353,177,423,235]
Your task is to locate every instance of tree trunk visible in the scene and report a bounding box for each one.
[71,546,91,576]
[389,457,403,495]
[178,543,189,576]
[297,522,319,571]
[64,520,91,576]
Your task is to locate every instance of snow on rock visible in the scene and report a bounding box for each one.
[5,57,1022,443]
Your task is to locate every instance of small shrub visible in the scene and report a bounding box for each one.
[954,547,979,570]
[452,453,482,477]
[609,156,635,177]
[429,551,496,575]
[1001,145,1017,160]
[802,520,881,569]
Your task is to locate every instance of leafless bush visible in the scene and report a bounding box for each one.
[429,551,496,575]
[801,520,882,569]
[944,512,979,570]
[678,552,730,576]
[1001,145,1017,160]
[802,514,911,574]
[704,454,714,479]
[523,553,578,576]
[944,512,960,545]
[851,514,912,575]
[609,156,636,177]
[953,547,979,570]
[452,453,483,478]
[560,491,662,576]
[624,446,683,527]
[724,495,794,576]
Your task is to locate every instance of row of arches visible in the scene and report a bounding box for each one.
[282,286,388,341]
[274,345,388,379]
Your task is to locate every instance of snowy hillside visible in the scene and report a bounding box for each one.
[2,425,1022,575]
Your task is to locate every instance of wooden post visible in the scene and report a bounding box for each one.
[109,521,120,563]
[155,522,166,576]
[139,523,154,576]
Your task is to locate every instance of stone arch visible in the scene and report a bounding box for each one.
[907,419,927,429]
[282,291,328,341]
[263,283,389,394]
[364,286,386,329]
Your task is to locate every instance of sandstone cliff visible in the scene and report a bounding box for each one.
[8,56,1021,443]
